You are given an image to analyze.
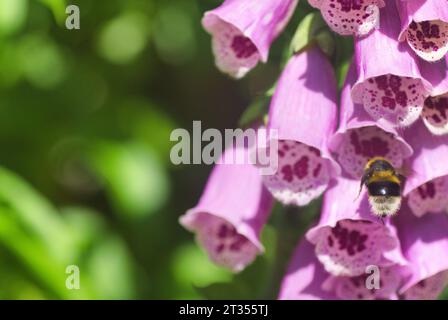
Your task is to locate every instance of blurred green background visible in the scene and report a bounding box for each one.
[1,0,446,300]
[0,0,313,299]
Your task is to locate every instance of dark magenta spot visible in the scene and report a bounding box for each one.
[281,165,294,183]
[231,36,257,59]
[417,182,436,199]
[216,243,225,253]
[330,222,369,256]
[293,156,309,179]
[350,131,390,158]
[313,164,322,178]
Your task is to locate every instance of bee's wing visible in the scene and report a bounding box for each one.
[396,164,416,188]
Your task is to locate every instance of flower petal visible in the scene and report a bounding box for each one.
[405,20,448,62]
[396,206,448,299]
[419,57,448,134]
[308,0,323,9]
[306,176,405,277]
[184,213,261,272]
[322,266,402,300]
[353,1,431,127]
[207,20,261,79]
[408,175,448,217]
[179,145,273,272]
[313,219,398,277]
[202,0,298,78]
[422,93,448,135]
[402,271,448,300]
[262,141,332,206]
[336,126,410,179]
[359,75,426,126]
[397,0,448,62]
[403,121,448,217]
[278,239,338,300]
[319,0,385,36]
[330,63,412,178]
[263,47,340,206]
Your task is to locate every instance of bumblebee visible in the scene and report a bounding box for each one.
[359,157,403,218]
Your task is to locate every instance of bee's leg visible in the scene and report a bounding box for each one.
[378,214,386,225]
[354,183,363,202]
[356,172,370,202]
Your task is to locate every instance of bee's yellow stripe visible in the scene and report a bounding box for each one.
[369,170,401,184]
[365,156,389,170]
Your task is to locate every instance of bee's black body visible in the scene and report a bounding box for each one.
[367,180,401,197]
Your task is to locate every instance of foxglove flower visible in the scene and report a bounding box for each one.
[403,121,448,217]
[278,239,338,300]
[397,0,448,62]
[278,238,402,300]
[179,145,273,272]
[306,176,406,277]
[202,0,298,78]
[329,63,413,179]
[261,47,340,206]
[420,57,448,135]
[396,207,448,300]
[352,1,431,127]
[308,0,385,36]
[322,265,402,300]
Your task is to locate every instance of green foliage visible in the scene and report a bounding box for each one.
[0,0,224,299]
[0,0,28,36]
[97,11,151,65]
[38,0,67,24]
[290,12,329,55]
[86,141,169,218]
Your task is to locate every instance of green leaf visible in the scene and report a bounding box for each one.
[61,206,139,299]
[239,80,278,128]
[171,244,231,299]
[0,206,86,299]
[0,167,75,264]
[440,286,448,300]
[18,34,68,89]
[315,30,335,58]
[195,281,252,300]
[265,83,277,97]
[152,2,196,65]
[86,141,170,218]
[238,95,270,128]
[289,12,330,55]
[336,59,351,89]
[38,0,67,25]
[117,99,177,162]
[97,11,151,65]
[86,235,137,299]
[61,206,107,257]
[0,0,28,36]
